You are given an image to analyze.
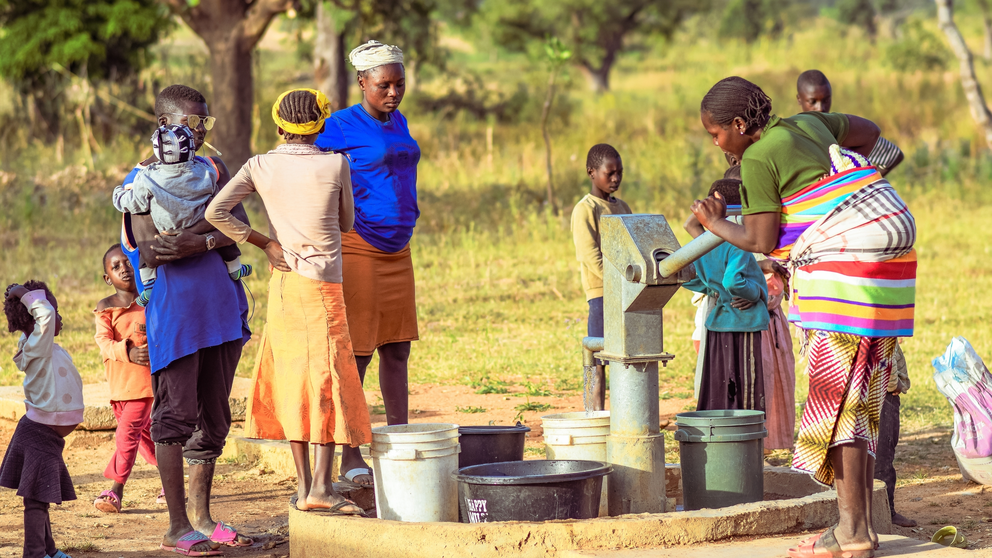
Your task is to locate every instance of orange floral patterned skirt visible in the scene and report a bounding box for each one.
[245,271,372,446]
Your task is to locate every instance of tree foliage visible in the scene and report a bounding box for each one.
[0,0,172,86]
[486,0,703,92]
[719,0,791,43]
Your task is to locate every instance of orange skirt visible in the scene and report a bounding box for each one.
[341,231,419,356]
[245,271,372,446]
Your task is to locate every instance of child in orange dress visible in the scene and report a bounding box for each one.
[93,244,162,513]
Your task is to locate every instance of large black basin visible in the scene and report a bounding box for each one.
[454,460,612,523]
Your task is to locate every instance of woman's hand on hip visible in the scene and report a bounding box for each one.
[264,239,292,272]
[691,192,728,230]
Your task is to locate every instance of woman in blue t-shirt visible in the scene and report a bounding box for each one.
[315,40,421,489]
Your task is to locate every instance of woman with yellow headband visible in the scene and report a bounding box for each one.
[206,88,372,516]
[315,39,420,490]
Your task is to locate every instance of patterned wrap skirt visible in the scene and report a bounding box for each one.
[792,331,895,486]
[245,271,373,446]
[0,416,76,504]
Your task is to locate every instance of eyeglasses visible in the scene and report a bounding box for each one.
[166,113,216,130]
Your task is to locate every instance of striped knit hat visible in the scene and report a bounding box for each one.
[152,124,196,164]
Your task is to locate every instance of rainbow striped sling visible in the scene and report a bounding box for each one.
[769,163,917,338]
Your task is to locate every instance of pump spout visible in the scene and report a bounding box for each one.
[582,336,605,412]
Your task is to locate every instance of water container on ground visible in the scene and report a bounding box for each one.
[542,411,610,516]
[371,423,460,522]
[458,424,530,469]
[675,410,766,510]
[454,460,612,522]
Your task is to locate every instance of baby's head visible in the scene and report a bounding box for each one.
[586,143,623,197]
[152,124,197,164]
[709,178,743,211]
[103,244,136,294]
[797,70,832,113]
[4,281,60,337]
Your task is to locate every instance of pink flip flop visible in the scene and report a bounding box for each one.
[156,488,167,505]
[209,521,252,547]
[160,530,222,556]
[94,490,121,513]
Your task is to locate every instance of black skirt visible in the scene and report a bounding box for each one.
[697,330,766,412]
[0,416,76,504]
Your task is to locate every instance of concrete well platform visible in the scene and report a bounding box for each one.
[288,467,892,558]
[561,534,981,558]
[0,378,252,430]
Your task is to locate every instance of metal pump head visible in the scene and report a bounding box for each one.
[599,215,696,363]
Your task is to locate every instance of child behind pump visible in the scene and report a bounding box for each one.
[92,244,164,514]
[1,281,84,558]
[112,124,250,307]
[570,144,632,411]
[682,179,769,412]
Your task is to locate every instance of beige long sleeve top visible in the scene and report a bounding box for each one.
[205,144,355,283]
[570,194,633,300]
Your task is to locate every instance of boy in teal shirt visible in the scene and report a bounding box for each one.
[683,178,768,412]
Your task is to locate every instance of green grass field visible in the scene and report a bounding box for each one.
[1,13,990,437]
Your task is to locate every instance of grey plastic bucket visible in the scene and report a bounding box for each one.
[674,410,767,511]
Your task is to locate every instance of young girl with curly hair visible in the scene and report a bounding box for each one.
[1,281,84,558]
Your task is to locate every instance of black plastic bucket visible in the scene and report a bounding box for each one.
[454,460,612,523]
[457,424,531,469]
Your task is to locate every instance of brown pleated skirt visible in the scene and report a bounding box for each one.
[245,271,372,446]
[341,231,419,356]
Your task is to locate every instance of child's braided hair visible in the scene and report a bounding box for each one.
[4,280,52,336]
[700,77,773,132]
[277,90,323,141]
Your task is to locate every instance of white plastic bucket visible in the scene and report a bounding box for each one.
[371,423,460,522]
[542,411,610,516]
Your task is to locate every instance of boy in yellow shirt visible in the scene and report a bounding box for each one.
[570,144,632,410]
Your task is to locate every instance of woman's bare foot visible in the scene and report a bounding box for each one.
[295,482,311,510]
[892,512,917,528]
[306,490,363,514]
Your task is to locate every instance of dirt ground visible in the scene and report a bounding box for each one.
[0,384,989,557]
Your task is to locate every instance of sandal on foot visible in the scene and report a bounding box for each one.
[210,521,253,547]
[787,526,874,558]
[338,467,374,489]
[308,499,365,517]
[160,530,222,556]
[94,490,121,513]
[156,488,167,505]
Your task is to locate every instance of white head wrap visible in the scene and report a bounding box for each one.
[349,40,404,72]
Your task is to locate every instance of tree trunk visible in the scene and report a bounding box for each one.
[314,2,350,111]
[206,35,255,173]
[936,0,992,151]
[980,0,992,62]
[540,69,559,214]
[579,64,610,93]
[160,0,292,172]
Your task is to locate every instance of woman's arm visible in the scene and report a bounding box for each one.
[691,193,780,254]
[841,114,881,158]
[338,159,355,233]
[205,163,291,272]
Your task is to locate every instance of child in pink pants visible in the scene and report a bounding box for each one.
[93,244,162,513]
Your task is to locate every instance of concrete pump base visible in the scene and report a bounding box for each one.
[289,467,892,558]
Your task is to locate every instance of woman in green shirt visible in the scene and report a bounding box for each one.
[691,77,917,558]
